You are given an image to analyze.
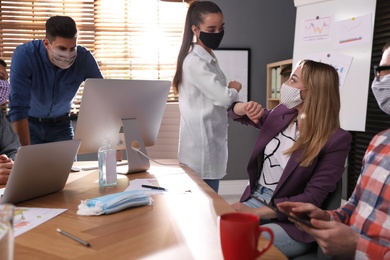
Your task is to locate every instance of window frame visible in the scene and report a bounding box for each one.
[0,0,186,115]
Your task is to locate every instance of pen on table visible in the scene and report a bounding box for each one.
[141,184,167,191]
[56,228,91,247]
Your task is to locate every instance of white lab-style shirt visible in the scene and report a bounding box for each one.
[178,44,239,179]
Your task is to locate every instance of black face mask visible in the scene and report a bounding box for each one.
[199,30,224,50]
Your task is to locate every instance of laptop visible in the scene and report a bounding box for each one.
[0,139,81,204]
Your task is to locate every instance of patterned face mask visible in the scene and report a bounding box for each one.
[0,80,10,105]
[371,74,390,114]
[280,83,303,109]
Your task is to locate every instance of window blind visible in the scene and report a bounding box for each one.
[0,0,95,63]
[0,0,187,115]
[93,0,187,101]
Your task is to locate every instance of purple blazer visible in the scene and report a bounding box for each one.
[228,104,352,243]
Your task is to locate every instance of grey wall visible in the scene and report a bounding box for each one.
[212,0,297,180]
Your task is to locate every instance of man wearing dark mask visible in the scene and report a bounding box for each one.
[278,43,390,259]
[0,59,21,185]
[8,16,103,146]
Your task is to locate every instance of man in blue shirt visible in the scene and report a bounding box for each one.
[9,15,103,145]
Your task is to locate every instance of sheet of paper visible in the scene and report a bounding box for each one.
[13,207,67,237]
[126,178,191,194]
[333,13,372,48]
[301,15,332,44]
[304,51,353,88]
[126,178,166,194]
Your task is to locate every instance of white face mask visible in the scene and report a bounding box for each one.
[280,83,303,109]
[371,74,390,114]
[49,42,77,69]
[0,80,10,104]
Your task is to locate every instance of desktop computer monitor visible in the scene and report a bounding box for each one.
[74,78,171,174]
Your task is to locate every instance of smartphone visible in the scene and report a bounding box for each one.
[250,195,315,228]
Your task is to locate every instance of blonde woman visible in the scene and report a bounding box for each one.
[229,60,352,257]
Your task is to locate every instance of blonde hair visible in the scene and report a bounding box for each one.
[285,60,341,167]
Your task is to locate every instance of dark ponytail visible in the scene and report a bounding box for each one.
[172,1,222,94]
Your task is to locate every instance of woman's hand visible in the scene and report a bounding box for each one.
[228,80,242,92]
[231,201,257,214]
[231,201,277,219]
[233,101,264,123]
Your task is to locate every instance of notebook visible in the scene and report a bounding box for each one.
[0,139,81,204]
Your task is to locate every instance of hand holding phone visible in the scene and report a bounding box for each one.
[250,195,315,228]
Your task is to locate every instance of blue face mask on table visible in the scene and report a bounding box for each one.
[77,190,154,216]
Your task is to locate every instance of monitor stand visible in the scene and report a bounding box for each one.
[121,118,150,174]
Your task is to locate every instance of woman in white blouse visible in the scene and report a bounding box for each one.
[172,1,242,192]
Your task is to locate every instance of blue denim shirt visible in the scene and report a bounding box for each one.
[9,40,103,121]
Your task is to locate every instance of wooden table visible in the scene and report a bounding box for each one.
[12,161,287,260]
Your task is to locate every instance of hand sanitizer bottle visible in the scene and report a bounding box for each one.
[98,137,117,186]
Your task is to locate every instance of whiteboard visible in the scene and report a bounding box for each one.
[293,0,376,131]
[214,49,249,102]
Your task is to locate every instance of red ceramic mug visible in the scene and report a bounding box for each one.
[219,212,274,260]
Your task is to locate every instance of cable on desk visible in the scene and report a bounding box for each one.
[131,146,185,167]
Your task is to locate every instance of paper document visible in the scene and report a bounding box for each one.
[126,178,191,194]
[13,207,67,237]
